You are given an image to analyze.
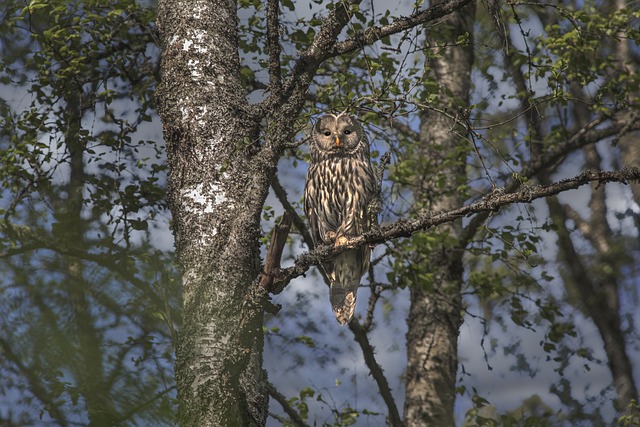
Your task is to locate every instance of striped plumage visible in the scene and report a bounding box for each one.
[304,113,377,325]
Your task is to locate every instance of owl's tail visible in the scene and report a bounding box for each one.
[330,283,357,325]
[329,249,367,325]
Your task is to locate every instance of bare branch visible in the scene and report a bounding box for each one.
[267,0,283,93]
[266,382,309,427]
[389,117,420,141]
[281,0,362,106]
[461,116,640,244]
[332,0,475,56]
[277,0,474,115]
[259,211,293,291]
[272,167,640,291]
[362,281,380,332]
[349,320,403,426]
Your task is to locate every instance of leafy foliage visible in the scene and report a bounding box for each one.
[0,0,177,424]
[2,0,639,425]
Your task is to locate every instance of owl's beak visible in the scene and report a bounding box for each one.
[335,136,341,147]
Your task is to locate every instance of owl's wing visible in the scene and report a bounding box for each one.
[341,161,377,237]
[305,193,337,284]
[304,164,339,246]
[305,204,321,248]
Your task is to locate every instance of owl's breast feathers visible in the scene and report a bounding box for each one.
[304,157,376,246]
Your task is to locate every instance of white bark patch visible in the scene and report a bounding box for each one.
[179,100,189,121]
[196,103,208,127]
[188,59,201,79]
[182,30,208,54]
[182,182,227,215]
[192,3,207,20]
[178,101,211,129]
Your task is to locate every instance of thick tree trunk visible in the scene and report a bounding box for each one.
[156,1,269,425]
[404,2,476,426]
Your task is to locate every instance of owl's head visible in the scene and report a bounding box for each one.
[310,113,367,158]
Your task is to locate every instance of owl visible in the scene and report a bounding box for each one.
[304,113,377,325]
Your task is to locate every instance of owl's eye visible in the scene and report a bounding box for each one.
[343,129,351,135]
[324,131,331,136]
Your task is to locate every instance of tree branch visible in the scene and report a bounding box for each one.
[267,0,283,94]
[271,167,640,292]
[349,320,403,426]
[271,174,315,248]
[281,0,361,107]
[0,338,69,426]
[266,382,309,427]
[277,0,473,116]
[461,115,640,244]
[259,211,293,292]
[331,0,475,57]
[0,221,172,318]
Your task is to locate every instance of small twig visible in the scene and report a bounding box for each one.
[610,112,639,146]
[283,135,311,149]
[368,152,391,229]
[376,152,391,192]
[363,281,380,333]
[330,0,474,57]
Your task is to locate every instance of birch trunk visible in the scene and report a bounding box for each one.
[156,1,269,424]
[404,2,476,425]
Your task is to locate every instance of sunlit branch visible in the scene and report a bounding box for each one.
[259,211,293,291]
[332,0,475,57]
[461,115,640,244]
[271,167,640,292]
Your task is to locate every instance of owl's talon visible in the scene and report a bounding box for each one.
[335,236,349,247]
[325,231,336,243]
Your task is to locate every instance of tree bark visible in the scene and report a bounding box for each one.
[404,2,476,426]
[156,1,268,425]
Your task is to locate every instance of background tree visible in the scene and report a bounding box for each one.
[0,0,177,425]
[1,0,639,425]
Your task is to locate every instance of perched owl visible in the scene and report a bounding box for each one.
[304,113,377,325]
